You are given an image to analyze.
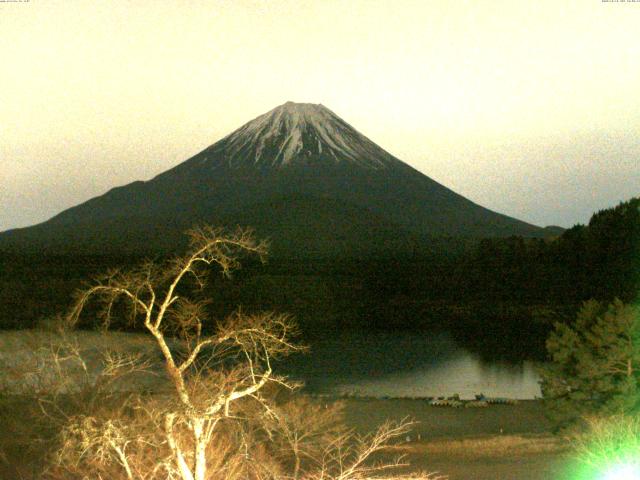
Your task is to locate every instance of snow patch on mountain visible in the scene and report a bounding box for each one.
[204,102,400,169]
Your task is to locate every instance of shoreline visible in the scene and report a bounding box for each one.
[336,397,553,440]
[335,397,571,479]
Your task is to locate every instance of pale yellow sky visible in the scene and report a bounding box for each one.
[1,0,639,231]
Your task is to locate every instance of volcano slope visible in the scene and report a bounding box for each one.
[0,102,546,257]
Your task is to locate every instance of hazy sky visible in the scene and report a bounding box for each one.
[2,0,639,232]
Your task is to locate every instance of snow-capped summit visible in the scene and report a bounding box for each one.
[200,101,399,169]
[0,101,550,255]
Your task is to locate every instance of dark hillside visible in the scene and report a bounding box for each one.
[0,102,547,256]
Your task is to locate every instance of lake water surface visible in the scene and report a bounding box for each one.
[282,331,542,400]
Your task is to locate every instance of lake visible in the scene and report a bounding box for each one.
[281,331,542,400]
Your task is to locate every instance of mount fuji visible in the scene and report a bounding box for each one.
[0,102,549,257]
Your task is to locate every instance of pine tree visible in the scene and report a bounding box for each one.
[540,299,640,430]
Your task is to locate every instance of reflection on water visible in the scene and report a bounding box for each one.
[282,331,542,399]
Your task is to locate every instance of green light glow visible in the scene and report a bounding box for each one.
[602,463,640,480]
[562,416,640,480]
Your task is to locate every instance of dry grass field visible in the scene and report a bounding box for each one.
[387,435,569,480]
[332,397,571,479]
[0,330,572,479]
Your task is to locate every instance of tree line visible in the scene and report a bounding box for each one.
[1,197,637,360]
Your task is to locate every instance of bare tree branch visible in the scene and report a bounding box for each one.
[45,226,440,480]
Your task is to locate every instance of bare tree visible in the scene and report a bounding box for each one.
[60,226,300,480]
[265,397,347,479]
[47,226,443,480]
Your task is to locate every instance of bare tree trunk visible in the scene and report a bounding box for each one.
[293,445,301,480]
[192,417,207,480]
[165,413,195,480]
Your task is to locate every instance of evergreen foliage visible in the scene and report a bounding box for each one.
[462,197,640,305]
[540,299,640,430]
[1,197,637,364]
